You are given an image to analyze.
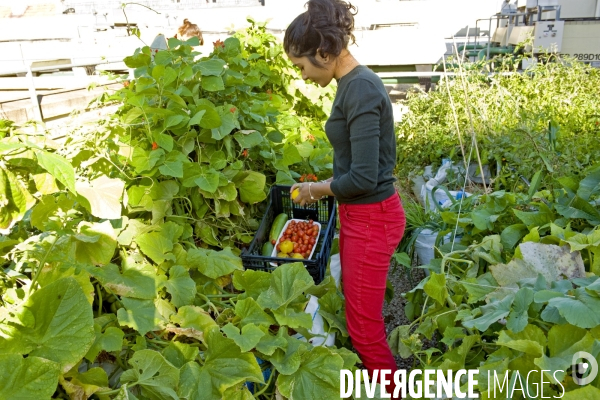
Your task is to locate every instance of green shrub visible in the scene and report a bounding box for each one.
[396,55,600,191]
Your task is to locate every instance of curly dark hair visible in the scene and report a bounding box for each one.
[284,0,357,67]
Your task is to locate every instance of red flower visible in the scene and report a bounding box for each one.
[213,39,224,49]
[299,173,317,183]
[230,107,236,113]
[307,134,315,142]
[152,142,159,150]
[123,80,130,88]
[241,149,248,158]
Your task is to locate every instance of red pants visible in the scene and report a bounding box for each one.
[339,192,406,398]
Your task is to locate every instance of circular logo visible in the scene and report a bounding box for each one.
[572,351,599,386]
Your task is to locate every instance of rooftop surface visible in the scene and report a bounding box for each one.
[0,0,503,124]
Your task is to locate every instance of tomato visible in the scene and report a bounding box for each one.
[273,220,319,256]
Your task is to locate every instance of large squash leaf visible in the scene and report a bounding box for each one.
[120,349,179,400]
[0,354,60,399]
[277,346,345,400]
[0,278,94,373]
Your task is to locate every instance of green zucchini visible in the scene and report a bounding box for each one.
[262,241,274,256]
[269,213,288,243]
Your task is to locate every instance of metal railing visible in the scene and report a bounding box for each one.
[1,58,129,121]
[62,0,263,14]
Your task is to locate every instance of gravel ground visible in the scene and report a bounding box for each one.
[383,263,426,371]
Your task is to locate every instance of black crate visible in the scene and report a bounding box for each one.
[241,185,336,284]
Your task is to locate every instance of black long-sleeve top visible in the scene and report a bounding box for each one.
[326,65,397,204]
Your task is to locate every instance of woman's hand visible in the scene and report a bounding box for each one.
[291,178,333,206]
[290,182,314,207]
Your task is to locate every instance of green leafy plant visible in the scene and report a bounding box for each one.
[0,22,355,400]
[390,235,600,398]
[396,55,600,192]
[94,19,335,250]
[390,165,600,398]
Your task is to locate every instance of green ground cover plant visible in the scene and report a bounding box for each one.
[391,54,600,397]
[2,19,600,399]
[396,55,600,192]
[97,19,335,249]
[0,22,356,400]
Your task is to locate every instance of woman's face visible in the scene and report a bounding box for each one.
[287,53,335,87]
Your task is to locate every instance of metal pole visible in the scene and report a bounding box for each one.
[487,16,492,61]
[25,63,43,121]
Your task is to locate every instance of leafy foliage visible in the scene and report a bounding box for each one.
[393,166,600,397]
[392,52,600,398]
[0,22,352,400]
[393,239,600,397]
[396,55,600,191]
[97,19,335,249]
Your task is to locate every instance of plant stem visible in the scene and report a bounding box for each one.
[29,235,57,294]
[206,293,237,298]
[121,2,160,38]
[98,382,138,396]
[197,293,220,315]
[96,283,103,317]
[253,369,276,397]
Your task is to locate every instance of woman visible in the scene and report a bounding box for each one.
[286,0,406,397]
